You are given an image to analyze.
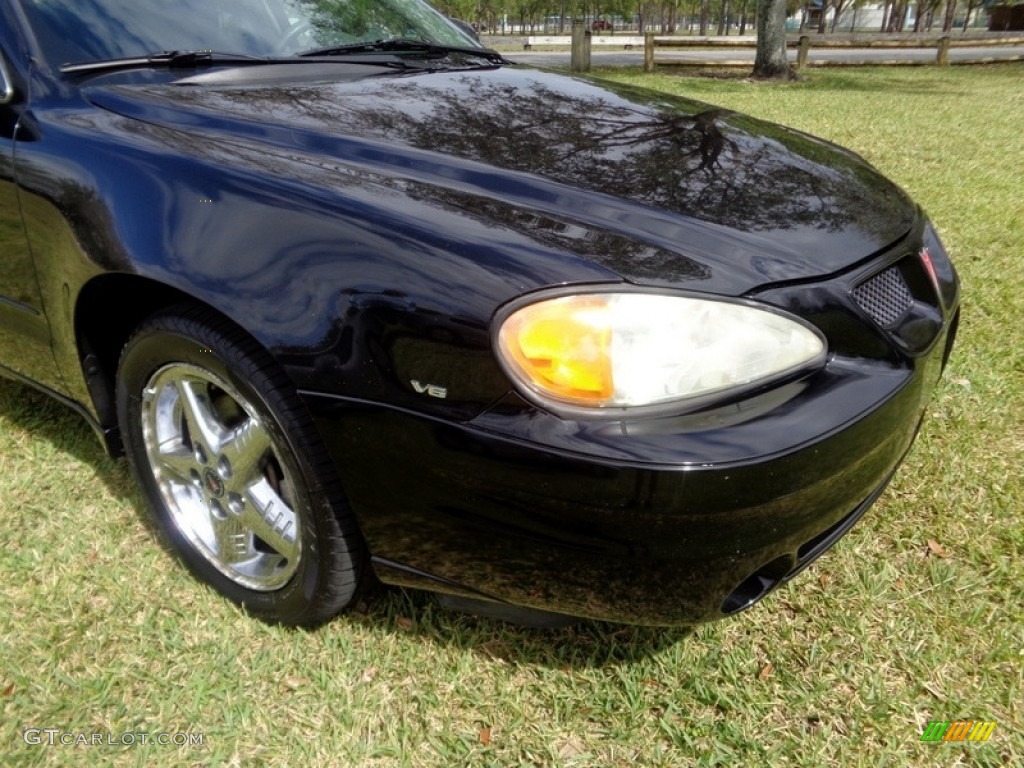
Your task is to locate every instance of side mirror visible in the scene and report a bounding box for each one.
[448,18,480,43]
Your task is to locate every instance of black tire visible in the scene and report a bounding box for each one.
[116,303,363,626]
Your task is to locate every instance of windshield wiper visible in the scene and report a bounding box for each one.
[297,39,507,66]
[61,50,274,75]
[61,48,420,76]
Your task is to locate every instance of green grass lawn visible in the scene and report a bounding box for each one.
[2,65,1022,767]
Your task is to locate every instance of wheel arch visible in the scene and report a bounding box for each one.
[73,274,264,457]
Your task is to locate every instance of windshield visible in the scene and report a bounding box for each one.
[17,0,480,67]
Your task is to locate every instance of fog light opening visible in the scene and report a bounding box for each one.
[720,555,795,615]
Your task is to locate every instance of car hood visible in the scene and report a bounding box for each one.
[84,66,917,292]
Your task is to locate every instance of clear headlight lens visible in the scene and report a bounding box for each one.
[496,293,826,409]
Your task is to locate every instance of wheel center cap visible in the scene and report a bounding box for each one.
[203,469,225,499]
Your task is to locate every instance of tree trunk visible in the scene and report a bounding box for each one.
[881,0,891,31]
[700,0,710,35]
[753,0,794,78]
[942,0,956,32]
[963,0,976,31]
[830,0,844,32]
[887,1,903,32]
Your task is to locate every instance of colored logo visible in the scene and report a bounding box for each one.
[919,246,940,293]
[921,720,996,742]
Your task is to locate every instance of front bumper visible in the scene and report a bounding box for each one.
[302,228,959,625]
[303,317,953,626]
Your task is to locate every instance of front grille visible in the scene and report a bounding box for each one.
[852,266,913,328]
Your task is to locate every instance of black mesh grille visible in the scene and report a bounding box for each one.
[852,266,913,328]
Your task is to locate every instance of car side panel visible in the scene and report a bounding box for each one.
[0,31,64,391]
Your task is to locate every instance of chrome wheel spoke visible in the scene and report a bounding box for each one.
[221,417,271,479]
[211,512,255,564]
[243,479,300,563]
[176,377,227,454]
[153,440,198,486]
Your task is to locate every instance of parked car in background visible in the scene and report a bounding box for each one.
[592,19,614,31]
[0,0,958,627]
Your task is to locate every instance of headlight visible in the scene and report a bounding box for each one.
[495,292,826,410]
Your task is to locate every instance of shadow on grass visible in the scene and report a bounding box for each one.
[348,585,698,669]
[1,377,695,667]
[0,378,134,495]
[788,68,968,96]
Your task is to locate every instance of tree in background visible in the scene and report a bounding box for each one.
[429,0,1002,36]
[753,0,795,78]
[913,0,943,30]
[941,0,958,29]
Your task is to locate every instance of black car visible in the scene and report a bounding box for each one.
[0,0,959,627]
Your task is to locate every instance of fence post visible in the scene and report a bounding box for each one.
[797,35,811,70]
[644,33,655,72]
[571,21,592,72]
[936,36,950,66]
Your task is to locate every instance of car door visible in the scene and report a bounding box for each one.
[0,31,61,390]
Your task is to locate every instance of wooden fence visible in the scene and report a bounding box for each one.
[545,26,1024,71]
[643,33,1024,70]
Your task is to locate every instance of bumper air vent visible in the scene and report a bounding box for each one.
[852,265,914,329]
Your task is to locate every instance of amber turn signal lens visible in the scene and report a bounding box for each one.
[497,295,614,403]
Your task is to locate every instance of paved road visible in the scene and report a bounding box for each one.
[506,46,1024,69]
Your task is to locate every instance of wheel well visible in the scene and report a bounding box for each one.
[74,275,223,456]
